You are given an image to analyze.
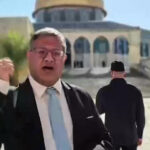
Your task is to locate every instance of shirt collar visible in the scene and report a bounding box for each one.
[28,75,62,98]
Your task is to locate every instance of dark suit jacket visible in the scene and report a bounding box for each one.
[0,78,113,150]
[96,78,145,146]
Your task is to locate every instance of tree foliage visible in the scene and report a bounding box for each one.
[0,31,29,85]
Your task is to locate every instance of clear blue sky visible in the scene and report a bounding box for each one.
[0,0,150,30]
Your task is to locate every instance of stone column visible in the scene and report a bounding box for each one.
[70,40,75,69]
[107,38,115,66]
[90,40,94,69]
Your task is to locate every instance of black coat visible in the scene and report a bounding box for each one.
[0,78,113,150]
[96,78,145,146]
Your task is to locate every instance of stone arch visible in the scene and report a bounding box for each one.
[140,43,149,58]
[74,37,90,68]
[114,37,129,55]
[93,36,109,67]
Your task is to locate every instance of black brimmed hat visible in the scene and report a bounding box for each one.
[111,61,125,72]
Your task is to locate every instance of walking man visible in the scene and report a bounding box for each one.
[96,61,145,150]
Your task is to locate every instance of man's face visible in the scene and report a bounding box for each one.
[111,71,125,79]
[27,35,67,86]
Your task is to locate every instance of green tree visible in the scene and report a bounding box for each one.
[0,31,29,85]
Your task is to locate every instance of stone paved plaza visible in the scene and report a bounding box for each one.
[63,76,150,98]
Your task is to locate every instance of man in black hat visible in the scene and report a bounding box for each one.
[96,61,145,150]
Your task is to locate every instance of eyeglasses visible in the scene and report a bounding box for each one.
[31,48,65,59]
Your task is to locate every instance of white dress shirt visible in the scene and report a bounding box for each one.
[0,76,73,150]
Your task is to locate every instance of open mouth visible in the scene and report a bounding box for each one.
[42,66,54,71]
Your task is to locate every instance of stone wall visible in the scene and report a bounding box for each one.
[0,17,34,40]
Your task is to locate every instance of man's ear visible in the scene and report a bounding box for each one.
[111,71,113,77]
[123,72,126,77]
[111,71,116,79]
[63,54,67,62]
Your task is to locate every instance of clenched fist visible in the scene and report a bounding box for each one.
[0,58,15,82]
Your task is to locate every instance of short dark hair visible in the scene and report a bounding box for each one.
[111,61,125,72]
[30,27,66,52]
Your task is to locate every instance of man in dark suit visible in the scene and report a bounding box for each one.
[0,27,113,150]
[96,61,145,150]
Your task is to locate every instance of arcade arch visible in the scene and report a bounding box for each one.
[93,36,109,67]
[74,37,90,68]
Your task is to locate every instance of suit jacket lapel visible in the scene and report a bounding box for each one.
[62,81,86,124]
[16,78,39,118]
[62,81,96,150]
[16,78,45,150]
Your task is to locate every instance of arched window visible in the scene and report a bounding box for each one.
[74,37,90,53]
[75,11,80,21]
[90,9,95,20]
[140,43,149,57]
[93,37,109,67]
[74,37,90,68]
[114,37,129,55]
[44,9,51,22]
[60,10,66,21]
[94,37,109,53]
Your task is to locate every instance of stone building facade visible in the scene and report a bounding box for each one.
[0,0,150,75]
[33,0,150,73]
[0,17,33,40]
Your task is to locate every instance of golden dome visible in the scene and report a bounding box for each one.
[34,0,106,15]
